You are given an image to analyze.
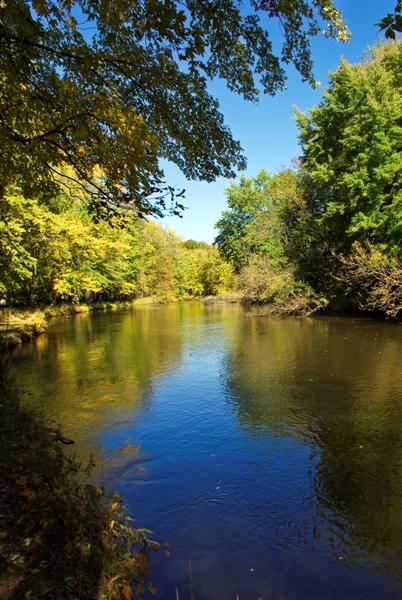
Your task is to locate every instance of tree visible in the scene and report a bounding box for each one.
[0,0,349,217]
[215,170,271,271]
[215,169,326,313]
[174,247,205,298]
[215,169,302,270]
[295,41,402,259]
[198,246,235,295]
[0,188,41,301]
[134,222,178,298]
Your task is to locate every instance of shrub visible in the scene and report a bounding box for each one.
[239,255,328,315]
[338,244,402,318]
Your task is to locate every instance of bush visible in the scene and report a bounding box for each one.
[338,244,402,318]
[239,255,328,316]
[0,363,158,599]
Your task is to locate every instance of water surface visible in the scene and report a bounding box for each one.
[12,303,402,599]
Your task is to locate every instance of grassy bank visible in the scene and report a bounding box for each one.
[0,362,159,600]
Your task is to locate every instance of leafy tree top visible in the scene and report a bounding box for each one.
[295,41,402,257]
[0,0,349,217]
[215,169,300,270]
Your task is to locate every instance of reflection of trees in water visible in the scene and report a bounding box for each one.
[224,315,402,575]
[13,306,188,457]
[13,301,242,462]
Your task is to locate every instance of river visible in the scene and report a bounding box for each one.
[11,302,402,599]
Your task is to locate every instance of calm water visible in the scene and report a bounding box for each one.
[11,303,402,599]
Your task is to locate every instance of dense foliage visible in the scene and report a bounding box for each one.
[215,41,402,317]
[0,188,234,306]
[0,0,349,217]
[295,42,402,259]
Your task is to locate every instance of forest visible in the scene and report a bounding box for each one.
[215,41,402,318]
[2,41,400,318]
[0,188,234,306]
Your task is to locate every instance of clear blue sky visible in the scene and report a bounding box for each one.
[156,0,396,242]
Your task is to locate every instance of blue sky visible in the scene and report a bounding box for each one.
[157,0,396,242]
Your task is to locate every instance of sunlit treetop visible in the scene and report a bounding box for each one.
[0,0,349,218]
[295,41,402,257]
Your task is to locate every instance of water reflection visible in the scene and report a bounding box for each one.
[14,305,189,458]
[12,304,402,599]
[225,316,402,579]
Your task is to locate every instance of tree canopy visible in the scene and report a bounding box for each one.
[295,41,402,258]
[0,0,349,217]
[215,41,402,317]
[214,169,300,271]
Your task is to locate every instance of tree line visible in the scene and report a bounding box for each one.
[1,39,400,317]
[0,187,234,306]
[215,42,402,318]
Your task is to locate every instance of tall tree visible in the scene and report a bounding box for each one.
[295,41,402,259]
[0,0,349,217]
[214,169,301,271]
[215,170,271,271]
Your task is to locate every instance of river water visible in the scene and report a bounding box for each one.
[12,303,402,599]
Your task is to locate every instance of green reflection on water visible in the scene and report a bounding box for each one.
[225,315,402,571]
[12,304,402,587]
[15,305,189,457]
[14,302,240,458]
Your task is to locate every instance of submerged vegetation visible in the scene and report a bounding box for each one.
[215,41,402,318]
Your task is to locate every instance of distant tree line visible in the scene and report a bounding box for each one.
[0,187,234,306]
[215,42,402,317]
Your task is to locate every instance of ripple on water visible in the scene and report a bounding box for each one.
[13,305,402,599]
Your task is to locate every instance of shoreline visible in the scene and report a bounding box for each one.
[1,294,396,351]
[0,364,157,600]
[0,294,242,351]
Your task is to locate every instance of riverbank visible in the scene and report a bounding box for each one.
[202,292,242,304]
[0,362,158,599]
[0,309,49,349]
